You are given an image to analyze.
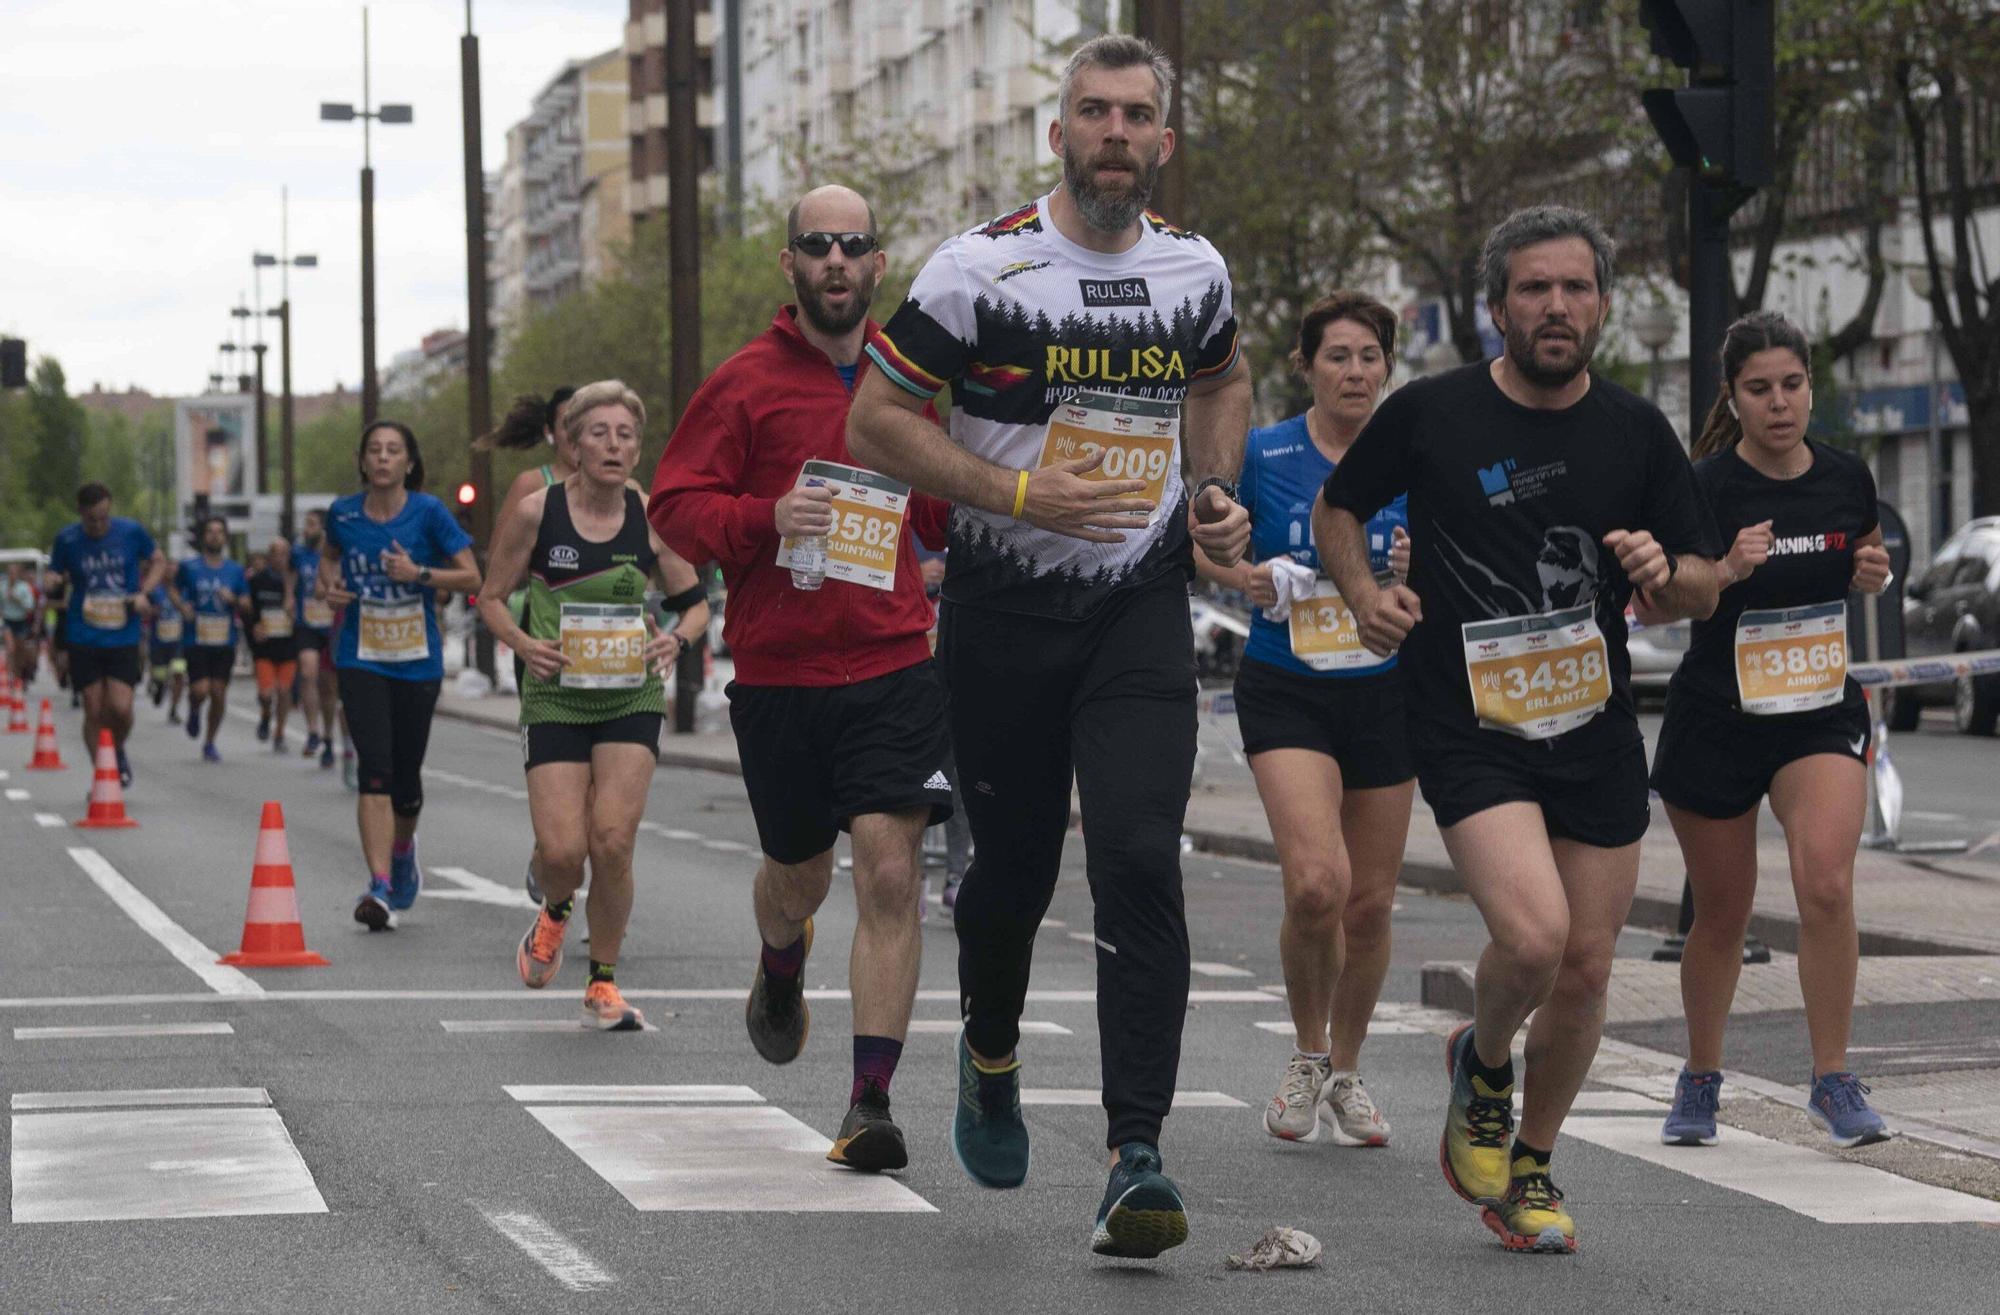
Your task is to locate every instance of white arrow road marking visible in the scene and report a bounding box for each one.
[429,866,539,910]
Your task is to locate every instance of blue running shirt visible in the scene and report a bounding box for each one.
[1240,413,1406,678]
[325,491,473,682]
[175,556,249,649]
[49,517,157,648]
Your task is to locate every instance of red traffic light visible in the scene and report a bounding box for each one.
[456,481,477,506]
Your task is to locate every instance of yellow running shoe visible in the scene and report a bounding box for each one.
[1440,1022,1514,1204]
[581,979,645,1032]
[1481,1158,1577,1254]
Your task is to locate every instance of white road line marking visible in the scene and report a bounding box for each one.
[14,1088,272,1112]
[33,813,64,828]
[65,848,262,997]
[505,1084,762,1104]
[4,787,29,801]
[1254,1019,1436,1037]
[0,985,1279,1009]
[1039,918,1066,929]
[1066,931,1094,944]
[1021,1089,1247,1108]
[1190,960,1254,978]
[11,1094,326,1223]
[1561,1092,1670,1113]
[1563,1116,2000,1224]
[14,1022,235,1041]
[523,1102,935,1213]
[429,866,538,910]
[0,769,9,779]
[479,1207,616,1291]
[905,1019,1071,1035]
[700,839,750,852]
[442,1019,659,1034]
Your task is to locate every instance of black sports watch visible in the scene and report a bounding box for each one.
[418,567,433,586]
[1193,476,1238,505]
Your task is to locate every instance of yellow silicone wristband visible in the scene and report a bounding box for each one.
[1012,469,1030,519]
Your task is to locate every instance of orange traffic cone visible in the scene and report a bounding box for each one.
[27,700,67,771]
[219,802,330,968]
[75,729,135,828]
[5,682,26,734]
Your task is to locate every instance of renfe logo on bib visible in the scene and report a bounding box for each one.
[1078,278,1151,308]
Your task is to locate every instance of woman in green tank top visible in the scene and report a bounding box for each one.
[478,379,709,1031]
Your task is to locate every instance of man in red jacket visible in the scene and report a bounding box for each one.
[649,184,953,1176]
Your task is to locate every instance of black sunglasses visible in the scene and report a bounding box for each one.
[789,231,878,258]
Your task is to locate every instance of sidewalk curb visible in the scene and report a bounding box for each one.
[433,700,745,778]
[1180,823,1993,959]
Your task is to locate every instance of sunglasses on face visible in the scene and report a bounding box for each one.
[789,231,878,258]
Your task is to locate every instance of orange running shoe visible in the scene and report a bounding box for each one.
[581,979,645,1032]
[517,909,567,989]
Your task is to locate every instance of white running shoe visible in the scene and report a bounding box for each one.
[1263,1052,1330,1142]
[1319,1071,1391,1147]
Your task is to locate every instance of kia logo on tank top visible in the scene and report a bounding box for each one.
[548,545,580,570]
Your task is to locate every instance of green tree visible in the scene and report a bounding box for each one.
[25,358,86,545]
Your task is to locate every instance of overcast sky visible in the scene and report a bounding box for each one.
[3,0,626,399]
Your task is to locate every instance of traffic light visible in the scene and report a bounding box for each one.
[0,338,25,389]
[1639,0,1774,192]
[454,481,477,535]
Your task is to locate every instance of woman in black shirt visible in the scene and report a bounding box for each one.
[1648,311,1893,1150]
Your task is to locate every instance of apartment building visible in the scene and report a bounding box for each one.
[734,0,1096,254]
[626,0,721,226]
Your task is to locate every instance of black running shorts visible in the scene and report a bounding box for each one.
[522,710,665,770]
[185,645,236,685]
[727,660,954,865]
[1412,720,1651,849]
[1232,658,1414,790]
[1650,693,1869,820]
[68,643,142,690]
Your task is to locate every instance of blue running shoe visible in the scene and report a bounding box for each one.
[1091,1142,1188,1259]
[1808,1072,1890,1147]
[1661,1069,1722,1146]
[354,879,394,932]
[115,747,133,789]
[951,1027,1029,1189]
[387,841,422,910]
[186,708,203,739]
[202,743,222,763]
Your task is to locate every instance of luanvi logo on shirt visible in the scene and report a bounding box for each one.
[1078,278,1152,308]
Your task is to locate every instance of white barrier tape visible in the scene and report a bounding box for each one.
[1197,690,1236,718]
[1850,649,2000,689]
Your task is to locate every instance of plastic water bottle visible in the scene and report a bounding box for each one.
[790,477,829,591]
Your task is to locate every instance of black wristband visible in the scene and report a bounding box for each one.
[1663,552,1679,583]
[662,584,707,615]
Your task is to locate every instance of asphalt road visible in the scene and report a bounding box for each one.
[2,696,1998,1313]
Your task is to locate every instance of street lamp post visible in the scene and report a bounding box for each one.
[320,6,413,428]
[1631,301,1678,409]
[230,302,268,491]
[1906,261,1953,559]
[255,200,319,539]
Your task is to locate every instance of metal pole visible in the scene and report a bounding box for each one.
[1131,0,1184,224]
[1687,171,1728,435]
[1927,327,1944,557]
[362,165,378,425]
[1648,345,1663,406]
[253,343,269,498]
[462,2,496,682]
[280,302,296,539]
[667,0,705,732]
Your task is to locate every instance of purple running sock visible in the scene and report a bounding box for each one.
[851,1035,904,1104]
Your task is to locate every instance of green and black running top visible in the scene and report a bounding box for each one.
[519,482,663,726]
[507,464,564,626]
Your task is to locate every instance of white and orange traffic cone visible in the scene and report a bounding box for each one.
[5,681,27,734]
[75,729,135,828]
[26,700,67,771]
[219,802,330,968]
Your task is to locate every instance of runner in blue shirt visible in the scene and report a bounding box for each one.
[1194,292,1414,1149]
[45,483,165,784]
[171,516,249,763]
[292,509,341,769]
[315,420,480,929]
[145,582,187,725]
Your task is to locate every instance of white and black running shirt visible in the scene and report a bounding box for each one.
[1322,363,1721,753]
[867,194,1239,620]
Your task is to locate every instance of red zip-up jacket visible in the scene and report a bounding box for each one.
[648,306,949,687]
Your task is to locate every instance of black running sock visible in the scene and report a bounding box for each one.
[545,896,574,922]
[1466,1030,1515,1090]
[588,959,614,984]
[1510,1139,1552,1172]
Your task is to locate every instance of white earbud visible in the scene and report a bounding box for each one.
[1727,398,1739,419]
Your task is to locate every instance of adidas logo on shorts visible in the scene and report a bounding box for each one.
[923,771,950,791]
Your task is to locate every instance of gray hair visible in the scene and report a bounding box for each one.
[1058,34,1174,124]
[562,379,647,445]
[1480,205,1617,307]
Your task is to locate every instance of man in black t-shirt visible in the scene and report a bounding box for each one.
[1315,206,1721,1255]
[247,539,298,751]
